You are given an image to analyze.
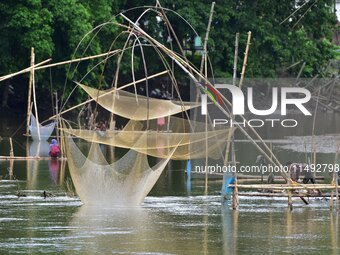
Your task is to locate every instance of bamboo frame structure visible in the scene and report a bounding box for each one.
[2,4,337,211]
[120,14,285,179]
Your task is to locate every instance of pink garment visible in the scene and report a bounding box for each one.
[157,117,166,127]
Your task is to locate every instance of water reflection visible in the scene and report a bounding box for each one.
[221,201,340,254]
[25,141,66,189]
[29,141,50,157]
[222,205,238,254]
[68,206,162,254]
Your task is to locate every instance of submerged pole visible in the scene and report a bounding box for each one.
[288,187,293,211]
[231,148,239,210]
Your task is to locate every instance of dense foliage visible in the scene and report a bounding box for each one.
[0,0,338,111]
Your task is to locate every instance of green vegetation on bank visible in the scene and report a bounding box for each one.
[0,0,338,112]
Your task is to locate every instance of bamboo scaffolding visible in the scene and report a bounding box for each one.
[120,14,290,182]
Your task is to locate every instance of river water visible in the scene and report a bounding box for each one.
[0,112,340,254]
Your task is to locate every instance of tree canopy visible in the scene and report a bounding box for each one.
[0,0,338,111]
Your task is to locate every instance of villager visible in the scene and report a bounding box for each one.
[49,139,60,158]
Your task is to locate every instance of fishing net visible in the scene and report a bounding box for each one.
[64,136,176,205]
[78,83,200,120]
[61,117,231,160]
[29,114,55,141]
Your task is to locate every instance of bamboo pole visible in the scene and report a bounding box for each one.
[0,50,119,83]
[223,33,239,167]
[311,89,320,181]
[239,31,251,89]
[30,49,40,141]
[0,58,51,82]
[330,141,339,210]
[233,33,240,86]
[335,141,340,212]
[35,50,119,71]
[238,192,333,198]
[229,184,336,190]
[9,138,14,157]
[0,156,67,160]
[232,148,239,210]
[231,33,241,208]
[26,48,35,135]
[204,2,215,195]
[55,92,60,144]
[199,2,215,76]
[204,56,208,195]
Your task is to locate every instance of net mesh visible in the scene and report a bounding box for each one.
[64,136,176,205]
[29,114,55,141]
[78,83,200,120]
[61,117,230,160]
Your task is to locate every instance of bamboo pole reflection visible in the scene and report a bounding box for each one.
[330,212,338,255]
[286,210,293,248]
[222,205,238,254]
